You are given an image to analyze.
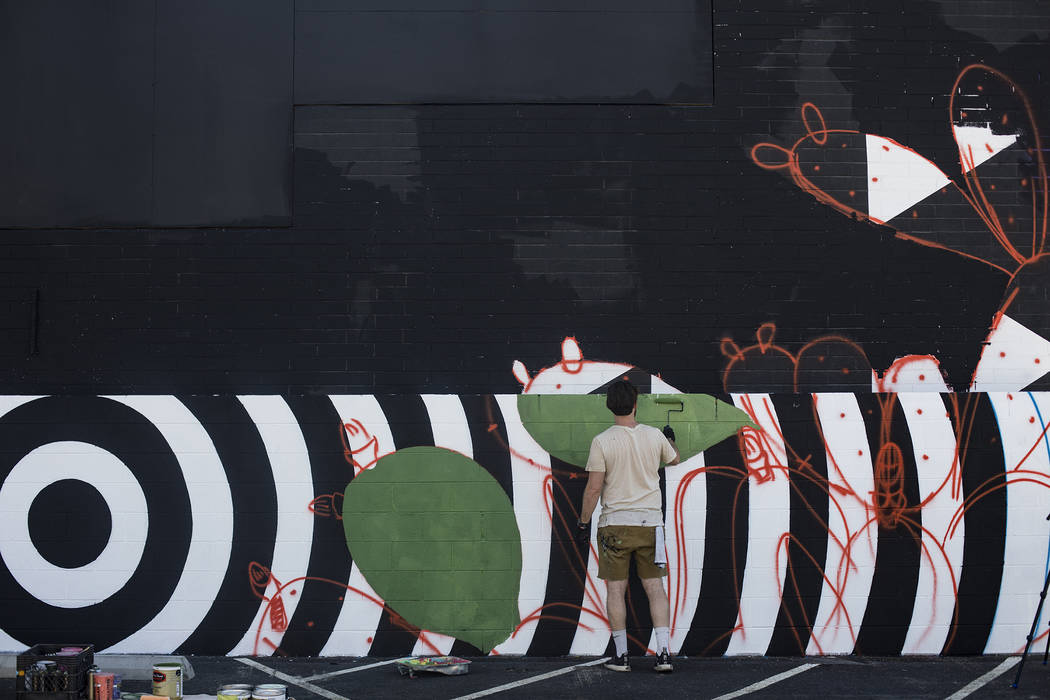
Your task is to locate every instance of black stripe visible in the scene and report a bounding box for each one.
[276,396,357,656]
[767,395,830,655]
[175,396,278,655]
[942,394,1007,654]
[680,431,749,656]
[854,394,922,655]
[368,395,436,656]
[526,456,593,656]
[460,394,514,503]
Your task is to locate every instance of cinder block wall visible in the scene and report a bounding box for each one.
[1,0,1049,656]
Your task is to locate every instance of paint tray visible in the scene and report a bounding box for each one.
[395,655,471,678]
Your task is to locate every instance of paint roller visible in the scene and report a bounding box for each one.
[653,396,684,441]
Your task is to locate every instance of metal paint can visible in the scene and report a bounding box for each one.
[217,690,252,700]
[218,684,253,692]
[151,662,182,699]
[251,685,286,700]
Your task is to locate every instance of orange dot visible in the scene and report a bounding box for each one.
[840,412,846,418]
[857,450,864,456]
[882,145,890,151]
[1009,215,1016,224]
[1036,358,1042,364]
[556,383,562,389]
[912,210,918,218]
[918,374,925,381]
[990,183,997,190]
[917,408,923,415]
[338,596,344,601]
[1022,179,1028,187]
[1030,416,1037,423]
[922,454,929,460]
[367,636,374,644]
[1008,394,1014,400]
[872,177,879,182]
[307,621,315,628]
[290,589,297,596]
[1000,351,1006,358]
[814,165,821,172]
[842,367,850,374]
[849,190,856,197]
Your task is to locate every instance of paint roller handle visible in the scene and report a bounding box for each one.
[574,519,591,545]
[662,425,676,442]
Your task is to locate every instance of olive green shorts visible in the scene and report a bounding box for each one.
[596,525,666,581]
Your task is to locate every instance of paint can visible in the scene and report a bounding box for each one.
[217,690,252,700]
[218,684,253,693]
[93,672,115,700]
[151,662,182,699]
[251,684,287,700]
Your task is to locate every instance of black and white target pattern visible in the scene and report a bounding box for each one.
[0,395,233,652]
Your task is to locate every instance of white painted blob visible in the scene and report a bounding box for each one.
[664,450,706,654]
[898,393,964,654]
[228,396,314,657]
[984,392,1050,653]
[726,394,790,656]
[970,314,1050,392]
[952,125,1017,173]
[321,395,394,657]
[807,393,877,655]
[866,134,951,224]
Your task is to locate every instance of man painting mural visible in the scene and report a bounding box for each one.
[575,379,680,673]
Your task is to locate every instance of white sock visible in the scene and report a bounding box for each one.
[612,629,628,656]
[655,626,670,654]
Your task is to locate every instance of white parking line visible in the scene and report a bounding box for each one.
[450,657,610,699]
[711,662,819,700]
[300,658,399,681]
[235,657,351,700]
[944,656,1020,699]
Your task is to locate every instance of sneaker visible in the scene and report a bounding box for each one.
[605,653,631,672]
[653,650,673,673]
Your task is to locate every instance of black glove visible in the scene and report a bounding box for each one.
[574,519,591,545]
[663,425,676,442]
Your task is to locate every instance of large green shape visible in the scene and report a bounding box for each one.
[517,393,758,468]
[342,446,522,652]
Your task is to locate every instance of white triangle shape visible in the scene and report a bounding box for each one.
[952,125,1018,173]
[970,313,1050,391]
[866,134,951,224]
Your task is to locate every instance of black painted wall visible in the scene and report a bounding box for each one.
[1,0,1048,395]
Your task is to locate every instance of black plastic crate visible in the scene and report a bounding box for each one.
[15,644,94,697]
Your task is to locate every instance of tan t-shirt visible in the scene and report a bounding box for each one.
[585,423,678,527]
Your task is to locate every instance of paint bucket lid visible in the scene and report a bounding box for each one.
[254,684,286,691]
[251,690,285,699]
[218,684,253,691]
[218,691,252,699]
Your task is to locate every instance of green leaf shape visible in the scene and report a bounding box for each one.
[342,446,522,653]
[517,393,758,468]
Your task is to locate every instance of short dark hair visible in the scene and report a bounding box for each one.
[606,379,638,416]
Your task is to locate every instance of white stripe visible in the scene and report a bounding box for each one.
[727,393,789,656]
[808,393,877,654]
[300,658,400,681]
[322,395,395,657]
[899,393,964,654]
[235,657,350,700]
[104,396,233,653]
[412,394,473,656]
[665,451,707,653]
[944,656,1020,699]
[711,662,819,700]
[451,657,609,699]
[228,396,315,656]
[492,394,553,655]
[984,393,1050,652]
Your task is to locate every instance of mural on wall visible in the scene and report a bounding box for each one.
[751,64,1050,393]
[0,338,1049,658]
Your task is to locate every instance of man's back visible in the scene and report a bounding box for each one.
[586,423,676,517]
